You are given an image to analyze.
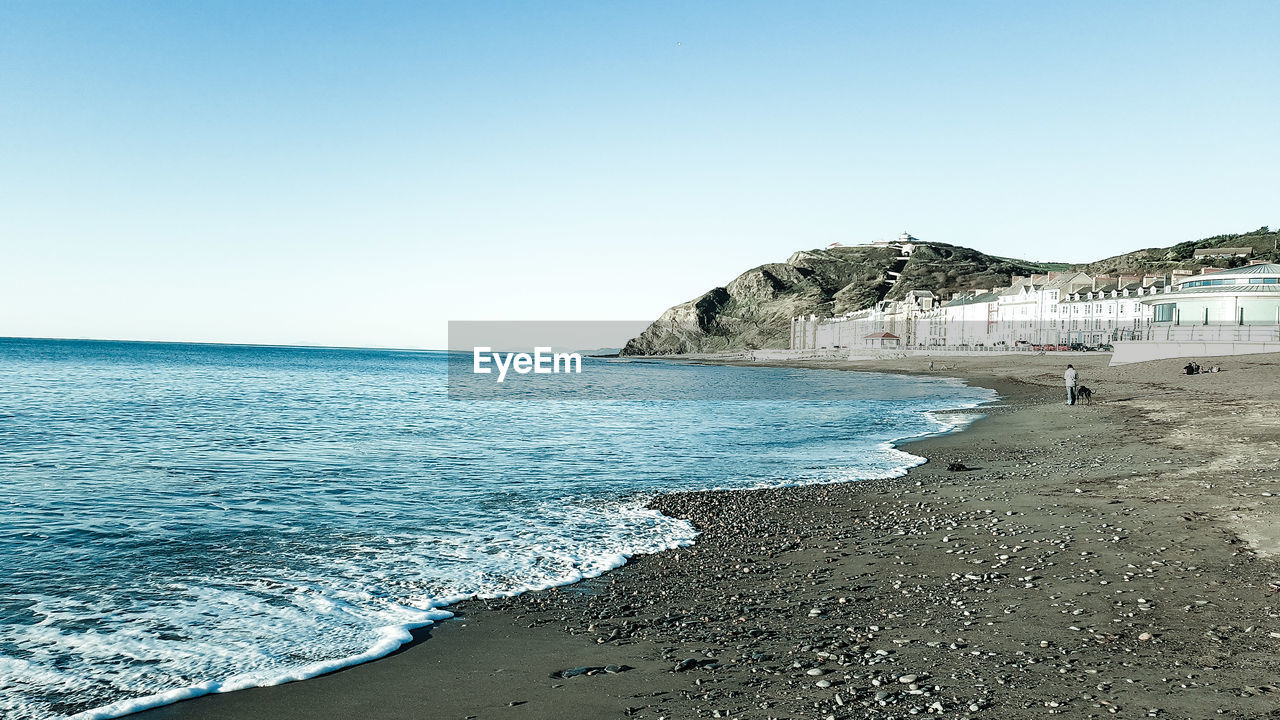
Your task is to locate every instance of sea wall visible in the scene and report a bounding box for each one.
[1110,340,1280,365]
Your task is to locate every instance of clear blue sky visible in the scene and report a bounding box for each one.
[2,1,1276,348]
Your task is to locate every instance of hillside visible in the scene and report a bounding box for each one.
[620,242,1059,356]
[1077,226,1278,276]
[881,244,1065,301]
[620,227,1279,356]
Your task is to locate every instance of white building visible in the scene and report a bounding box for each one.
[994,272,1095,345]
[1108,262,1280,364]
[920,290,999,347]
[792,270,1181,352]
[791,289,938,350]
[1058,274,1174,346]
[1141,262,1280,338]
[791,260,1280,362]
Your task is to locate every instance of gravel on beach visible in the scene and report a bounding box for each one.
[132,353,1280,720]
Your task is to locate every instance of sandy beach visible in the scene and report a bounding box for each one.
[130,352,1280,720]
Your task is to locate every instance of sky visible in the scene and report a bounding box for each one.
[1,1,1276,349]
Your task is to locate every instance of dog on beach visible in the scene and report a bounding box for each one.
[1076,385,1093,404]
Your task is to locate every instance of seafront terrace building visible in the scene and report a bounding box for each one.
[791,271,1176,351]
[1057,273,1182,346]
[791,261,1280,363]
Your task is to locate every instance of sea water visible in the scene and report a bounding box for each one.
[0,338,995,719]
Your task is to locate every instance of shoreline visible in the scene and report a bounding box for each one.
[109,363,993,720]
[130,352,1280,720]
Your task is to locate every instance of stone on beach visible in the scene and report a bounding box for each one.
[189,353,1280,720]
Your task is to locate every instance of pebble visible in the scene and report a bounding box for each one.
[470,410,1275,720]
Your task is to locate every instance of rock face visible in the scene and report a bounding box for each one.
[621,242,1053,356]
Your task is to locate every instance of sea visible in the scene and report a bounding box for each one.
[0,338,996,719]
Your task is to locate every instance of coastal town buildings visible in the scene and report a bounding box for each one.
[791,262,1280,352]
[1142,262,1280,340]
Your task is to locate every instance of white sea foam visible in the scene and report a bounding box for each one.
[64,609,454,720]
[10,501,699,720]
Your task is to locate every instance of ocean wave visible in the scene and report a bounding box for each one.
[0,342,994,719]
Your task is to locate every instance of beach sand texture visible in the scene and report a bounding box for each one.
[131,353,1280,720]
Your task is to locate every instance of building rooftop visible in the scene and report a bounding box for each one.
[1156,284,1280,296]
[1193,247,1254,256]
[943,292,1000,307]
[1219,262,1280,275]
[1174,262,1280,285]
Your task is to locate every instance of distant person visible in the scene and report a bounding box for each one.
[1184,362,1196,375]
[929,360,935,371]
[1064,364,1080,405]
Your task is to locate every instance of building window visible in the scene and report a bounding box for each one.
[1153,303,1175,323]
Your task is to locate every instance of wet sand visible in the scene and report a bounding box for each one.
[130,352,1280,720]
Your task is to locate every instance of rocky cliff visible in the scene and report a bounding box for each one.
[620,242,1055,355]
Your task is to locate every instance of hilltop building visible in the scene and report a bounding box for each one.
[854,232,918,256]
[1192,247,1253,259]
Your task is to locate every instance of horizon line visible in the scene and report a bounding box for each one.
[0,335,447,354]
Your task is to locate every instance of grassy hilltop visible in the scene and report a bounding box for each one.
[1077,226,1278,275]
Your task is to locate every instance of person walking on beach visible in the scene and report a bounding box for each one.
[1064,364,1080,405]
